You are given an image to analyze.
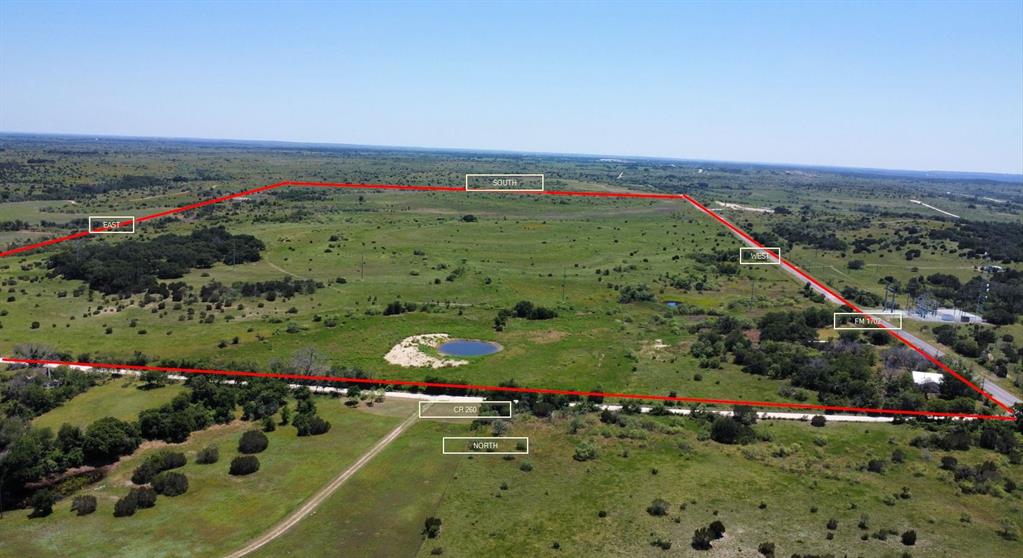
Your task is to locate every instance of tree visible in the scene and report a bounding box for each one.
[230,455,260,476]
[140,370,166,389]
[83,417,141,462]
[28,489,56,518]
[131,450,187,485]
[196,445,219,464]
[238,430,269,454]
[293,414,331,436]
[151,471,189,496]
[71,495,97,516]
[289,347,330,375]
[709,520,726,539]
[423,516,443,538]
[901,529,917,546]
[113,492,138,517]
[131,486,157,508]
[691,527,713,550]
[710,416,753,445]
[757,541,776,557]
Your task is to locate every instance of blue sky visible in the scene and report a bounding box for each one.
[1,1,1021,174]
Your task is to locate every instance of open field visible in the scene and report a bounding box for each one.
[33,379,186,430]
[240,411,1023,558]
[1,187,819,406]
[1,137,1021,558]
[0,396,406,557]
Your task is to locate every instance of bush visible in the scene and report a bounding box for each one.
[230,455,260,476]
[71,495,97,516]
[113,493,138,517]
[28,489,56,518]
[238,430,269,454]
[294,414,331,436]
[708,520,726,539]
[196,445,219,464]
[647,498,670,516]
[810,415,827,427]
[710,416,754,445]
[650,536,672,550]
[573,440,597,462]
[131,450,186,484]
[131,486,158,508]
[691,527,713,550]
[423,516,442,538]
[151,471,189,496]
[757,541,776,557]
[867,459,886,474]
[901,529,917,545]
[827,518,839,530]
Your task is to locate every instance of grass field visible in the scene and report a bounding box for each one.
[0,396,408,558]
[226,411,1023,558]
[33,379,186,430]
[250,420,457,558]
[2,138,1022,558]
[1,189,816,406]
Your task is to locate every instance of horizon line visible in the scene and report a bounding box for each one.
[1,129,1021,181]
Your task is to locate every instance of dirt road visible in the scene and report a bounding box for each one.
[225,411,420,558]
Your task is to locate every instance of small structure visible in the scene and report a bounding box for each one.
[911,370,944,386]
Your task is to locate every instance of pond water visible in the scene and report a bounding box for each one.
[665,301,680,309]
[438,339,502,357]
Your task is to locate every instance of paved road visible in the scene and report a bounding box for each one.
[583,403,895,423]
[722,225,1020,410]
[224,411,420,558]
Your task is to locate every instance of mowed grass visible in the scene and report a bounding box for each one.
[0,190,816,405]
[33,379,186,430]
[0,396,409,558]
[251,420,458,558]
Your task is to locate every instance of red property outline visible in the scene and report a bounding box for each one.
[0,180,1015,420]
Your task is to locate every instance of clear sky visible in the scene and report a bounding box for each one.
[1,1,1021,174]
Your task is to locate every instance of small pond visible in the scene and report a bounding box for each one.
[438,339,502,357]
[665,301,680,309]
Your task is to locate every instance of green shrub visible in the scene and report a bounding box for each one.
[238,430,269,454]
[230,455,260,476]
[151,471,189,496]
[131,486,157,508]
[71,495,97,516]
[196,445,219,464]
[113,493,138,517]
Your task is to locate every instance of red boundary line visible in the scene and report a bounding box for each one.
[0,358,1011,421]
[0,180,1014,419]
[682,194,1015,415]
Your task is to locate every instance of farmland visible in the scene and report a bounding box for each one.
[1,136,1021,558]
